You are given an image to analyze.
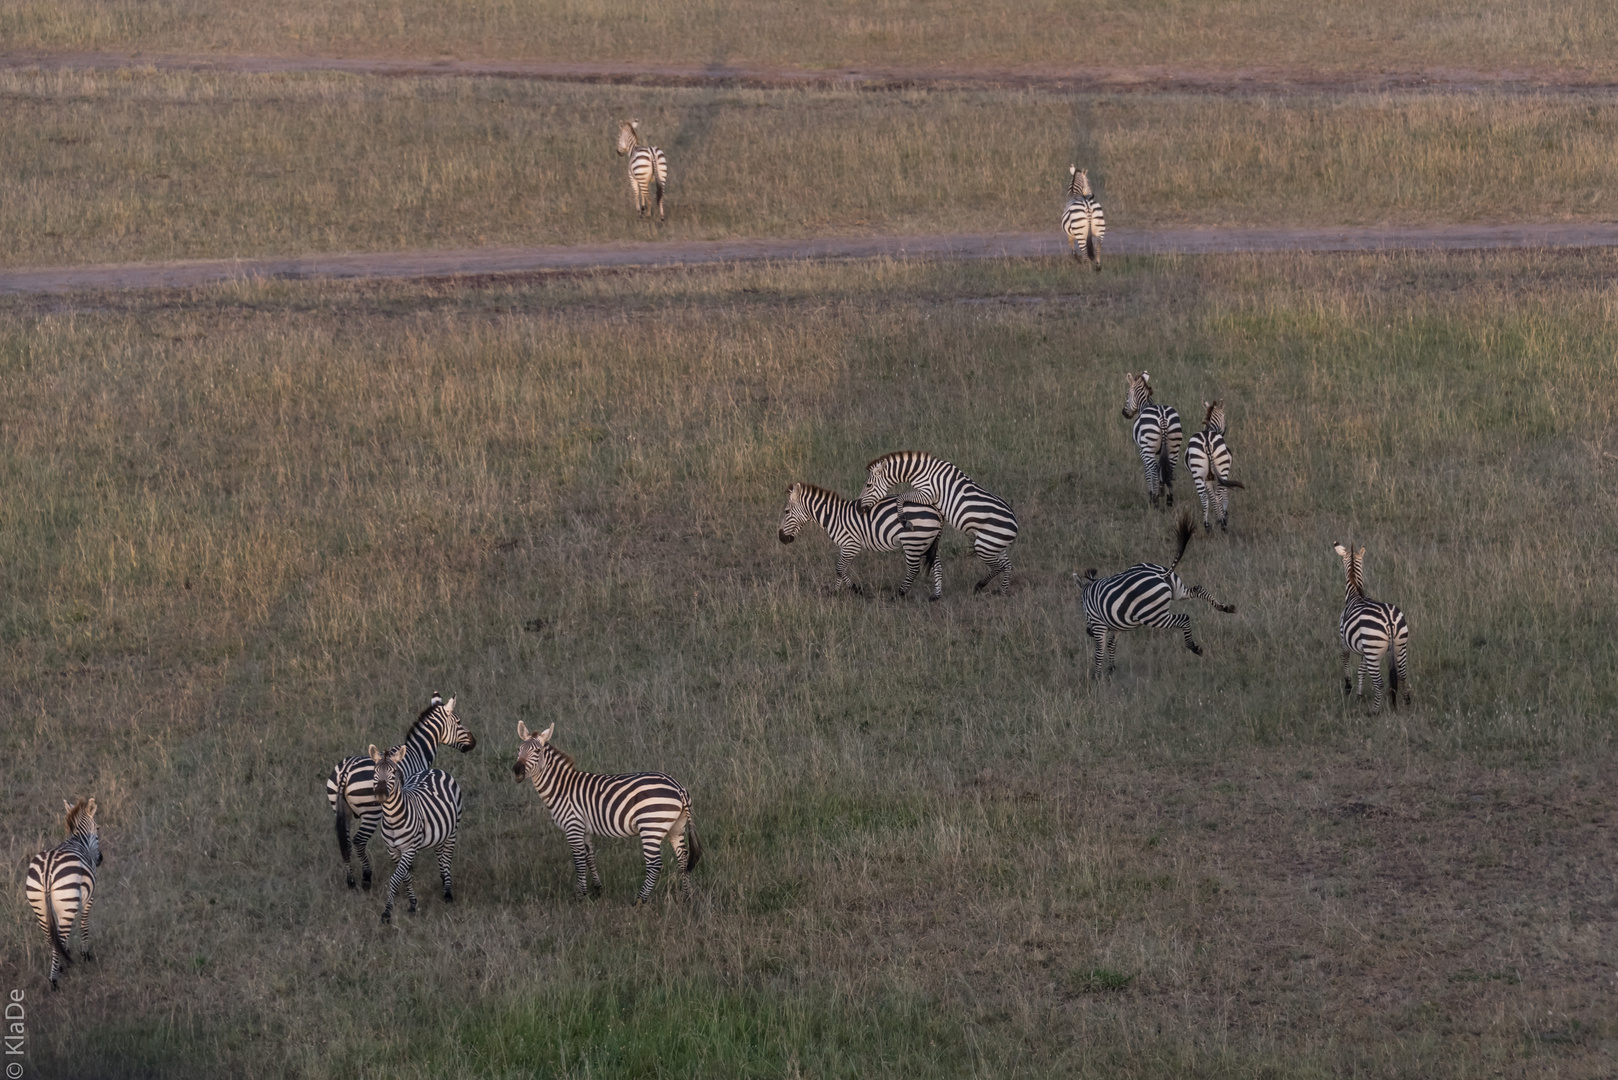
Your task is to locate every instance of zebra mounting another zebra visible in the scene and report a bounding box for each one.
[1062,166,1106,272]
[369,743,465,922]
[1333,543,1411,714]
[778,482,945,599]
[857,451,1019,594]
[514,721,701,904]
[1185,400,1245,533]
[327,693,476,891]
[1080,514,1236,678]
[26,797,102,990]
[616,119,669,222]
[1121,371,1184,510]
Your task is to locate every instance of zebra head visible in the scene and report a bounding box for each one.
[65,796,101,867]
[1122,371,1153,419]
[778,484,813,544]
[1069,166,1092,198]
[513,721,558,781]
[368,744,412,803]
[416,692,477,753]
[616,120,640,156]
[1332,542,1366,595]
[857,453,902,511]
[1202,400,1225,434]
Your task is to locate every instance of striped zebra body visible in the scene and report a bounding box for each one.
[327,693,475,891]
[369,744,464,921]
[1062,166,1106,272]
[515,722,701,903]
[26,797,101,989]
[857,451,1019,594]
[1122,371,1184,510]
[1333,543,1411,713]
[1081,515,1235,677]
[778,482,945,599]
[1185,400,1244,533]
[617,120,668,222]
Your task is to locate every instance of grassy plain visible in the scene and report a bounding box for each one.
[3,0,1618,75]
[5,69,1618,267]
[2,250,1616,1076]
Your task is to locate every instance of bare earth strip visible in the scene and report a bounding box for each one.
[6,50,1618,94]
[4,224,1618,296]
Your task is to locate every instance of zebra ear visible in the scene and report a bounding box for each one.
[445,696,456,712]
[369,743,383,763]
[86,797,96,817]
[1070,164,1076,174]
[538,723,555,743]
[64,798,74,813]
[517,720,530,740]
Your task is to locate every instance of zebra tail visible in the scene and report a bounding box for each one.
[1216,476,1246,490]
[684,799,703,873]
[46,893,71,967]
[334,778,353,864]
[1170,513,1195,572]
[1161,449,1175,487]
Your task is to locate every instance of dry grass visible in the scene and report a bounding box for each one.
[4,0,1618,74]
[1,251,1616,1077]
[5,69,1618,267]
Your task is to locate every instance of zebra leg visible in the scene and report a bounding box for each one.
[382,846,416,922]
[898,544,922,597]
[1394,640,1411,709]
[636,828,665,904]
[1365,653,1385,714]
[1087,622,1107,678]
[656,179,666,222]
[351,810,380,891]
[835,548,857,593]
[1341,647,1355,696]
[925,536,943,601]
[668,815,695,897]
[1104,630,1120,674]
[1150,611,1199,655]
[1087,234,1101,272]
[1193,474,1213,532]
[1139,449,1161,508]
[438,830,457,903]
[1217,483,1231,532]
[1161,451,1175,507]
[77,883,94,961]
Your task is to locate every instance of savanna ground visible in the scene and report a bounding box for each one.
[2,250,1616,1078]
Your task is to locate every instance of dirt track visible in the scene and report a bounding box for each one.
[4,225,1618,296]
[5,50,1618,95]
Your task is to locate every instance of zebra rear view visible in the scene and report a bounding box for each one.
[1121,371,1184,510]
[1332,543,1411,713]
[26,796,102,990]
[1081,514,1236,678]
[1062,166,1106,272]
[1185,400,1245,533]
[616,119,668,222]
[778,482,945,599]
[857,451,1019,594]
[515,721,701,904]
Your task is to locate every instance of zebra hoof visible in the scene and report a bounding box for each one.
[381,910,392,923]
[346,877,356,890]
[82,952,95,963]
[50,980,59,992]
[1190,644,1203,656]
[929,594,941,602]
[443,891,454,903]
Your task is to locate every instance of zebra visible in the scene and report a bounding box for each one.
[1080,514,1236,678]
[1121,371,1184,510]
[615,119,668,222]
[26,797,102,990]
[1184,400,1245,533]
[1062,166,1106,272]
[514,721,701,903]
[326,693,476,891]
[1333,543,1411,713]
[856,451,1019,594]
[368,743,464,922]
[778,482,945,600]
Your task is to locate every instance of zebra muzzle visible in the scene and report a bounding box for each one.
[777,530,795,544]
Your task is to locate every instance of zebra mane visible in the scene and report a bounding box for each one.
[64,796,92,833]
[405,698,448,740]
[542,741,576,771]
[794,482,849,503]
[1203,401,1219,427]
[865,450,931,470]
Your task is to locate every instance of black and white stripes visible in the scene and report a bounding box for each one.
[514,722,701,903]
[1185,400,1244,533]
[858,451,1019,594]
[1062,166,1106,272]
[1333,543,1411,713]
[778,482,944,599]
[616,119,669,222]
[369,743,465,922]
[26,797,102,990]
[1121,371,1184,510]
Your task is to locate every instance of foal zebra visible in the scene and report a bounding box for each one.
[326,693,476,891]
[369,743,464,922]
[778,482,945,599]
[616,119,668,222]
[1080,514,1236,678]
[1333,543,1411,713]
[1121,371,1184,510]
[26,797,101,989]
[1062,166,1106,272]
[1184,400,1245,533]
[514,721,701,903]
[857,451,1019,594]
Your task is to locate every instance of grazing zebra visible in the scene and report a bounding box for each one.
[778,482,945,600]
[327,693,476,891]
[26,797,102,990]
[1184,400,1245,533]
[1080,514,1236,678]
[1333,543,1411,714]
[1062,166,1106,272]
[615,119,668,222]
[1121,371,1184,510]
[514,721,701,903]
[369,743,464,922]
[856,451,1019,594]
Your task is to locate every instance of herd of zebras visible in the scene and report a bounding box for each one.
[22,128,1411,992]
